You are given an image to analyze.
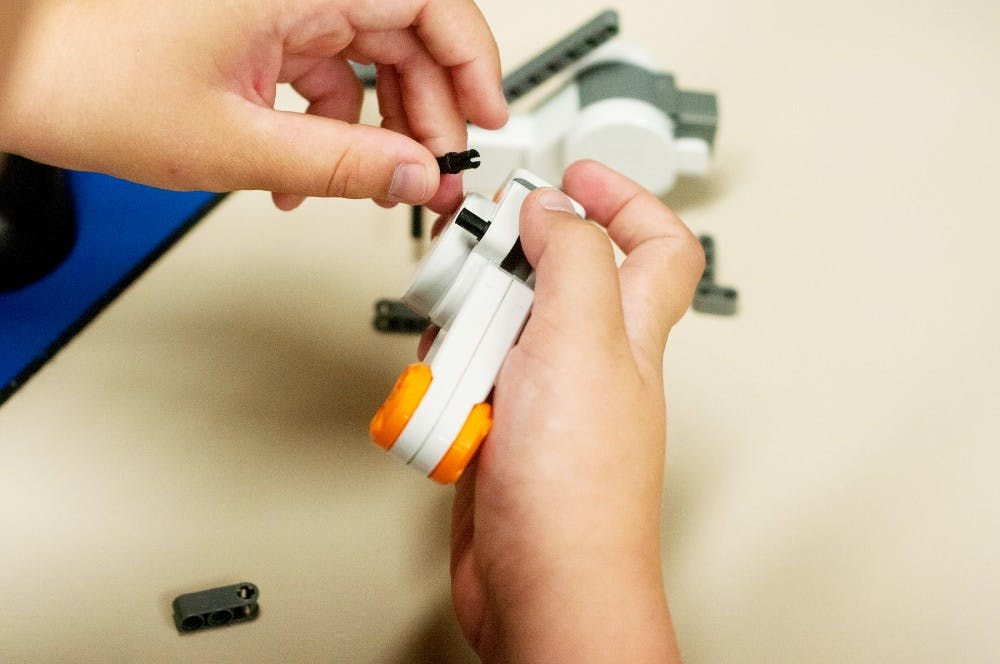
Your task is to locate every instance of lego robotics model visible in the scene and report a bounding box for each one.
[465,10,718,198]
[352,10,718,198]
[370,169,584,483]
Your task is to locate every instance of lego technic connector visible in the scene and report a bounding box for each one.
[172,582,260,633]
[370,169,584,484]
[436,150,481,175]
[692,235,738,316]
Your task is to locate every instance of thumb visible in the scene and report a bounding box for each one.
[519,188,627,350]
[203,100,440,203]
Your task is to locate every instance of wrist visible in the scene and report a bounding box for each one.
[0,1,79,160]
[0,2,51,156]
[483,553,679,663]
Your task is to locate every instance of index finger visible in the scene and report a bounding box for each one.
[343,0,508,129]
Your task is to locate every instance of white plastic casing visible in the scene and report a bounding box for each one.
[385,169,584,476]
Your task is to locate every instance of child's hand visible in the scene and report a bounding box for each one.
[0,0,506,213]
[448,160,704,662]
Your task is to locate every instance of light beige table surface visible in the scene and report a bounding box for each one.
[2,0,999,661]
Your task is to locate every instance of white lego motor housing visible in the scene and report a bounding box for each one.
[370,169,585,483]
[465,42,713,198]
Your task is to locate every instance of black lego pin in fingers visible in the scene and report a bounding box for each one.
[436,150,481,175]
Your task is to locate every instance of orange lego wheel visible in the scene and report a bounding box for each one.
[370,363,433,451]
[429,402,493,484]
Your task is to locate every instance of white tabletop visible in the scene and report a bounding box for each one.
[2,0,999,661]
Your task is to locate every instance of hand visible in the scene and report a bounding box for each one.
[447,160,704,661]
[0,3,27,92]
[0,0,507,213]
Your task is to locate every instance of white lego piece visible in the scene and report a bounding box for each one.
[390,265,512,464]
[411,275,534,475]
[461,117,536,195]
[563,97,678,196]
[463,87,580,195]
[372,170,584,482]
[521,85,583,189]
[674,137,711,176]
[402,216,479,316]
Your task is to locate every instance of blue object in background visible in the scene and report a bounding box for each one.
[0,171,224,405]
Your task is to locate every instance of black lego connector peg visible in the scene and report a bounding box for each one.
[436,150,481,174]
[455,208,491,240]
[172,582,260,633]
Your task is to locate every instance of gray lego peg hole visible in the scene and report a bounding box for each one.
[181,615,204,631]
[208,610,232,625]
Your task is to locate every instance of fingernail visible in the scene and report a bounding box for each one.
[537,188,576,214]
[388,163,430,203]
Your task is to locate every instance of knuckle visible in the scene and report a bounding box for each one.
[323,149,364,198]
[578,225,617,263]
[666,222,706,280]
[685,231,707,276]
[571,220,614,249]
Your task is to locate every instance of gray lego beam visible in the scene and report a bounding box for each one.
[353,9,619,104]
[502,9,619,104]
[692,235,738,316]
[576,62,718,149]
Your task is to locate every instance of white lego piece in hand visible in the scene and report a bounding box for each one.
[370,169,585,484]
